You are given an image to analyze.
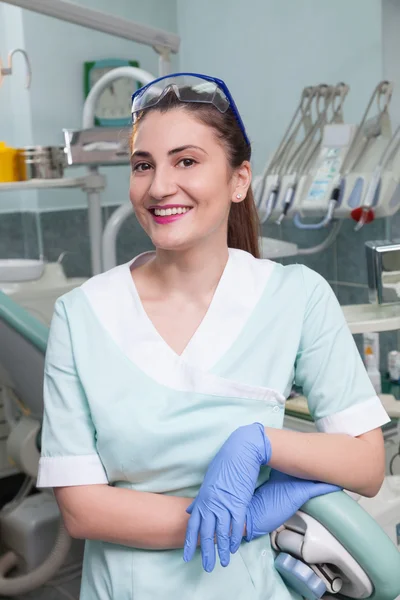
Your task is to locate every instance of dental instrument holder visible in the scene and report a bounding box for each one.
[350,83,394,230]
[366,240,400,304]
[290,81,395,227]
[275,83,347,225]
[256,86,316,222]
[293,123,357,226]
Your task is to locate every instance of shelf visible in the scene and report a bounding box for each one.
[0,177,86,191]
[342,303,400,334]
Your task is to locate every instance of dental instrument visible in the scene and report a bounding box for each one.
[354,122,400,231]
[275,84,337,225]
[254,86,316,222]
[291,83,355,230]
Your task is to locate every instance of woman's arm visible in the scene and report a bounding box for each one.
[266,427,385,497]
[55,485,192,549]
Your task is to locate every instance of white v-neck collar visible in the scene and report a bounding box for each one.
[82,248,276,375]
[126,249,233,364]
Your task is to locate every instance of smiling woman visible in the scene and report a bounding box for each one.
[36,73,389,600]
[129,76,260,258]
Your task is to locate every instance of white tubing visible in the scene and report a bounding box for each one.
[87,188,103,276]
[102,202,133,271]
[296,220,342,256]
[0,520,72,596]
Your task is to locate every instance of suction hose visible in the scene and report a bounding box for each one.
[0,519,72,596]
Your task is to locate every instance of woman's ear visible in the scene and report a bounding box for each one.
[232,160,252,203]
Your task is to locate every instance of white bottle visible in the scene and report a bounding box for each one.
[365,353,382,394]
[363,332,380,368]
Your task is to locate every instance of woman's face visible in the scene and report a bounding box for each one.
[129,108,251,252]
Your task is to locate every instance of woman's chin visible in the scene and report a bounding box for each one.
[150,232,193,252]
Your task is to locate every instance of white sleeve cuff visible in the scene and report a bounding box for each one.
[37,454,109,488]
[315,396,391,436]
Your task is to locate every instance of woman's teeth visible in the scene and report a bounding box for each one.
[153,207,191,216]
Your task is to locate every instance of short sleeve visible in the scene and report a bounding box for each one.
[294,266,390,436]
[36,298,108,488]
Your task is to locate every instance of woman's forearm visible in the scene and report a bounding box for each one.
[55,484,191,549]
[266,427,385,497]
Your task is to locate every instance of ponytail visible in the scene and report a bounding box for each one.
[228,187,260,258]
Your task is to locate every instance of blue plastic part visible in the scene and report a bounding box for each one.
[275,552,327,600]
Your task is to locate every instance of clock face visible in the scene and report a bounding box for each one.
[90,68,134,121]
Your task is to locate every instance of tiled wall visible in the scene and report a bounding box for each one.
[2,205,400,370]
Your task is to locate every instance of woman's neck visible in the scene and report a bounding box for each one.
[146,239,230,300]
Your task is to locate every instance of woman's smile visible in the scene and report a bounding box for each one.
[148,204,193,225]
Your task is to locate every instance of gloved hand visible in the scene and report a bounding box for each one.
[245,470,341,542]
[183,422,271,572]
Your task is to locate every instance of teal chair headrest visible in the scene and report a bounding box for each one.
[0,290,48,354]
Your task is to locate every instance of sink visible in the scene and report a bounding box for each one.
[0,259,45,282]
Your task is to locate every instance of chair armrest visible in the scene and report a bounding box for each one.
[301,491,400,600]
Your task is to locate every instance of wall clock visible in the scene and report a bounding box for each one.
[84,58,141,127]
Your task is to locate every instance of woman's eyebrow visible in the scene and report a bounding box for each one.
[131,145,208,159]
[168,145,208,156]
[131,150,152,159]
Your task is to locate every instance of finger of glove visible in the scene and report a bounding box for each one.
[183,508,201,563]
[200,515,217,573]
[230,514,245,554]
[186,500,195,514]
[216,512,231,568]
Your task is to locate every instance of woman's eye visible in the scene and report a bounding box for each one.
[178,158,197,168]
[133,162,152,172]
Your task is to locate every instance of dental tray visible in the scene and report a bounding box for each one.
[63,127,130,166]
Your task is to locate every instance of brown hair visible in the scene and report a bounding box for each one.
[132,89,260,258]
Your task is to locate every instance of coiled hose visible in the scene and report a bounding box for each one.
[0,519,72,596]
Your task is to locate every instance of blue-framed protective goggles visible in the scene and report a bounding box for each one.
[131,72,250,146]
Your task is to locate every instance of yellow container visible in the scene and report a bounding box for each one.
[0,142,20,183]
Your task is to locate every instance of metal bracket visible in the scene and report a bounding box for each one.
[0,48,32,89]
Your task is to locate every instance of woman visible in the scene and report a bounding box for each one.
[37,73,389,599]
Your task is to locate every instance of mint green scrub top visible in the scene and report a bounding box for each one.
[37,249,390,600]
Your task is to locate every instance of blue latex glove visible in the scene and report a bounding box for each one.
[245,470,341,542]
[183,422,271,572]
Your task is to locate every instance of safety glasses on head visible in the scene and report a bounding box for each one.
[131,72,250,146]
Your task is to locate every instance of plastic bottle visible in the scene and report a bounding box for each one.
[0,142,19,182]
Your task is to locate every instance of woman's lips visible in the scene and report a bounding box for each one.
[149,205,193,225]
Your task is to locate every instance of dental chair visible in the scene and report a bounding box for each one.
[0,290,73,597]
[0,292,400,599]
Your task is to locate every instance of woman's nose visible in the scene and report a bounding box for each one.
[148,166,178,200]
